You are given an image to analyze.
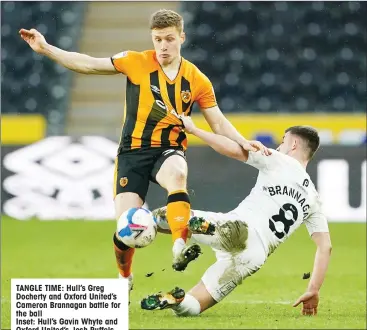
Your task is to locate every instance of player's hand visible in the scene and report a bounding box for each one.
[179,114,196,134]
[241,140,272,156]
[293,291,319,316]
[19,28,48,53]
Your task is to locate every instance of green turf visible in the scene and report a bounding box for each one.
[1,216,366,329]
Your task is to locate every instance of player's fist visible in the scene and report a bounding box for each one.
[19,28,47,53]
[293,291,319,316]
[179,114,196,134]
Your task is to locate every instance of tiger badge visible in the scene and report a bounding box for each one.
[181,90,191,103]
[120,177,128,187]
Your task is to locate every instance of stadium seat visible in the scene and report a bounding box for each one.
[181,1,366,113]
[1,1,85,121]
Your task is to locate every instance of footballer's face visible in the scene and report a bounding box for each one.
[277,132,297,155]
[151,27,185,66]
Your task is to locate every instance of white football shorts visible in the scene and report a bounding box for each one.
[190,210,267,302]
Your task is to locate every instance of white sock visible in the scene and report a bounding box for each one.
[118,273,133,291]
[173,238,186,257]
[172,294,201,317]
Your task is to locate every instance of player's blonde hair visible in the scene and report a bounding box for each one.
[150,9,184,33]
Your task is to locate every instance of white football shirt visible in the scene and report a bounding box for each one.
[232,149,329,256]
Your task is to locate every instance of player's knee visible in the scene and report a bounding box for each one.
[156,156,188,189]
[163,168,187,191]
[170,167,187,185]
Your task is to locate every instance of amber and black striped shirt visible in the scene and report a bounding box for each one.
[111,50,217,153]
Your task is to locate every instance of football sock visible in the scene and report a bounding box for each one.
[113,233,135,278]
[167,190,190,243]
[172,294,201,317]
[119,273,133,292]
[172,238,186,259]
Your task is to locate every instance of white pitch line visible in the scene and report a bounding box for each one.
[227,300,292,305]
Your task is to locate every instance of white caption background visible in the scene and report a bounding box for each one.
[11,279,128,330]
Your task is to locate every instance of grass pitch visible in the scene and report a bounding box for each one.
[1,216,366,329]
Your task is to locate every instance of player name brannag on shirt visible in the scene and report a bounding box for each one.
[233,149,329,255]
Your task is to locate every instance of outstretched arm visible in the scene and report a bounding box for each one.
[201,106,271,156]
[293,232,332,315]
[181,115,267,162]
[19,28,117,75]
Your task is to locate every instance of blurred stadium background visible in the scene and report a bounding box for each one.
[1,0,366,219]
[1,1,366,329]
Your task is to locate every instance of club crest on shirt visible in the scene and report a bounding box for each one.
[181,90,191,103]
[120,177,128,187]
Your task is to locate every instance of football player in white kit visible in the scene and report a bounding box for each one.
[141,115,332,317]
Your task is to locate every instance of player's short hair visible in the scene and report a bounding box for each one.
[285,126,320,159]
[150,9,184,33]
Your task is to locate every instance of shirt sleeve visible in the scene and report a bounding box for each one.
[304,200,329,236]
[245,149,278,170]
[195,72,217,109]
[110,50,142,77]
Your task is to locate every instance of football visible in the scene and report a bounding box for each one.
[116,207,158,248]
